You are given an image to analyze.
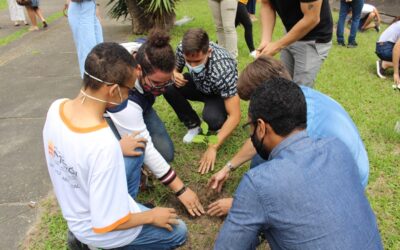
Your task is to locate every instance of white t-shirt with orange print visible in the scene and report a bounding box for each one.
[43,99,142,249]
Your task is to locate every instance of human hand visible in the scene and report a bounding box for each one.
[394,73,400,85]
[207,166,229,193]
[256,42,267,57]
[207,198,233,217]
[149,207,179,231]
[119,131,147,157]
[173,71,188,88]
[63,4,68,17]
[260,42,281,57]
[177,187,205,216]
[198,146,217,174]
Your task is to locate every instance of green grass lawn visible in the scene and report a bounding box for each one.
[0,0,7,10]
[24,1,400,249]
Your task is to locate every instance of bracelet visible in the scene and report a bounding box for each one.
[226,161,235,172]
[175,186,187,197]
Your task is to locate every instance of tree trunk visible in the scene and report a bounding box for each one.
[125,0,176,34]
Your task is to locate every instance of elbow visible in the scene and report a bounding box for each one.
[311,17,320,28]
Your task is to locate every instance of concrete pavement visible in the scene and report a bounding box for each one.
[0,0,133,248]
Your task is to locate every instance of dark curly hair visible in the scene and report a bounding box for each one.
[83,42,137,90]
[249,77,307,136]
[136,29,175,75]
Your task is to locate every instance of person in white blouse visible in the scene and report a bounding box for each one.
[107,30,205,217]
[7,0,28,26]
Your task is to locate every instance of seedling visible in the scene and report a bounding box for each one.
[192,122,218,145]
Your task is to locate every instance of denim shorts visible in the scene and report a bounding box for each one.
[375,41,394,61]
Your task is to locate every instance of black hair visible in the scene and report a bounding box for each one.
[182,28,209,54]
[136,29,175,75]
[249,77,307,136]
[83,42,137,90]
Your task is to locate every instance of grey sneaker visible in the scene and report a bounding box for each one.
[376,60,386,79]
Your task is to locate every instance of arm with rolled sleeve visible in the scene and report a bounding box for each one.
[214,174,267,250]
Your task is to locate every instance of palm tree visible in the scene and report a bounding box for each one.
[107,0,178,34]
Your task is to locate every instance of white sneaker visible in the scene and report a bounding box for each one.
[376,60,386,79]
[249,50,257,59]
[183,126,200,143]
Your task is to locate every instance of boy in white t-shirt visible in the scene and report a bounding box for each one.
[358,4,381,32]
[43,42,187,249]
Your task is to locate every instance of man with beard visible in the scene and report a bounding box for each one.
[213,78,382,250]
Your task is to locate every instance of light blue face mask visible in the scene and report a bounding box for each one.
[186,62,205,74]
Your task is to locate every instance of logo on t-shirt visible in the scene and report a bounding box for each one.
[48,141,55,158]
[48,143,80,189]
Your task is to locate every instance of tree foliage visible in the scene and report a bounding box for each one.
[107,0,178,34]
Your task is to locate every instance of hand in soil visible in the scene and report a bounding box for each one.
[207,166,230,193]
[178,187,205,217]
[207,198,233,217]
[198,146,217,174]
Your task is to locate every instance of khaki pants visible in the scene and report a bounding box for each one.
[281,40,332,88]
[208,0,238,58]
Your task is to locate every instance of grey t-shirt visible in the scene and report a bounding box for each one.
[378,21,400,43]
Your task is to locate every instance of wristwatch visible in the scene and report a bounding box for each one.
[226,161,235,172]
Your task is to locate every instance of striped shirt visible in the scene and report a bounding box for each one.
[176,42,238,98]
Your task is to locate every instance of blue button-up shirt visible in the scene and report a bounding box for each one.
[215,131,382,250]
[251,87,369,188]
[302,86,369,188]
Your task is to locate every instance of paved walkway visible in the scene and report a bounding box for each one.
[0,0,132,248]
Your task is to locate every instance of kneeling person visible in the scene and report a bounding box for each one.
[214,78,383,249]
[43,43,187,249]
[164,28,241,174]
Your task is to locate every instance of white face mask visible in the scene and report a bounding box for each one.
[80,88,123,106]
[186,62,205,74]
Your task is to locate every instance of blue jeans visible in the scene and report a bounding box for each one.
[115,204,187,250]
[107,107,174,198]
[68,0,103,78]
[143,108,174,163]
[376,42,394,61]
[336,0,364,44]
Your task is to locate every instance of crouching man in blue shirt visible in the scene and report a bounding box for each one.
[214,78,383,250]
[207,56,370,217]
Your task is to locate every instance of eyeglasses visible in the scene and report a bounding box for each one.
[242,121,255,130]
[242,121,256,135]
[142,68,175,90]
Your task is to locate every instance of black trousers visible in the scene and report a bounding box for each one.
[163,73,227,131]
[236,2,255,52]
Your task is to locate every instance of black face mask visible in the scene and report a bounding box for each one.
[250,123,271,160]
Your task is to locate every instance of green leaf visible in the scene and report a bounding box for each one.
[208,135,218,145]
[192,135,206,144]
[200,122,209,135]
